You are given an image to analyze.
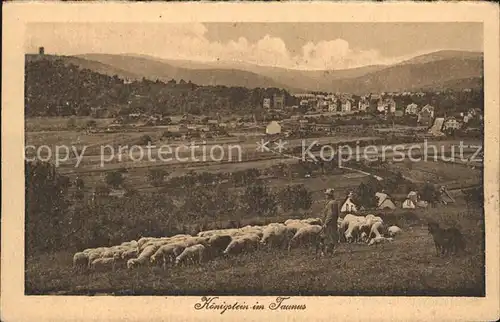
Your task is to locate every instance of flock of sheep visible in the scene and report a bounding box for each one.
[73,214,402,273]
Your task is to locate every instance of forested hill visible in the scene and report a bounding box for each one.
[25,58,298,117]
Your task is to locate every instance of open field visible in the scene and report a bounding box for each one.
[25,202,484,296]
[54,140,481,194]
[388,160,482,187]
[25,117,116,131]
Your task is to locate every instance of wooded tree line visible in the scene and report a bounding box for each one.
[25,59,297,117]
[25,59,482,118]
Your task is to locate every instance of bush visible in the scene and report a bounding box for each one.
[105,171,124,188]
[147,169,169,187]
[354,180,379,209]
[241,184,277,217]
[137,135,153,146]
[75,177,85,190]
[231,168,260,187]
[25,161,70,253]
[278,184,313,212]
[95,184,111,196]
[179,185,237,221]
[420,182,439,204]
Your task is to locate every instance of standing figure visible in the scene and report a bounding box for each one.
[321,188,340,256]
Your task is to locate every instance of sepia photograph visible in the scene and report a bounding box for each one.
[2,2,499,321]
[22,20,487,296]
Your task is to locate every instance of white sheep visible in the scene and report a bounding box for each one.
[140,239,174,252]
[137,237,155,250]
[368,236,393,246]
[340,214,363,233]
[150,243,187,269]
[86,248,108,267]
[73,252,89,271]
[198,229,240,237]
[301,218,323,226]
[175,244,206,266]
[120,240,138,248]
[182,236,209,248]
[170,234,191,239]
[288,225,323,252]
[369,221,385,239]
[260,224,293,249]
[121,248,139,261]
[241,233,261,246]
[344,216,365,243]
[83,247,106,255]
[127,245,158,269]
[206,235,233,257]
[232,229,263,239]
[90,256,117,272]
[285,220,310,234]
[387,225,402,237]
[284,219,301,225]
[223,234,259,255]
[223,238,248,256]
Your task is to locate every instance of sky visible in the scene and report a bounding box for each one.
[25,22,483,70]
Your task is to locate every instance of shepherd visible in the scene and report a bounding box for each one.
[320,188,340,256]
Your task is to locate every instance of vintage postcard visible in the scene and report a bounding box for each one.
[2,1,499,321]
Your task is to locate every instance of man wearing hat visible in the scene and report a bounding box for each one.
[321,188,340,256]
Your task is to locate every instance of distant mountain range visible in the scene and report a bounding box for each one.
[26,50,483,94]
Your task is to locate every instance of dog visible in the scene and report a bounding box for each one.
[427,221,466,256]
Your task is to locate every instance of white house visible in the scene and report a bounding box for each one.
[358,99,370,112]
[417,104,435,125]
[341,193,358,213]
[273,94,285,110]
[405,103,419,115]
[378,98,397,114]
[375,192,396,210]
[402,199,416,209]
[442,116,462,131]
[263,98,271,109]
[266,121,282,135]
[328,102,337,112]
[341,99,352,113]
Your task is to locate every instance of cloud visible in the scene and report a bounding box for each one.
[27,23,397,70]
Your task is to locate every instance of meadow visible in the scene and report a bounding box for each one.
[24,117,485,296]
[25,201,484,296]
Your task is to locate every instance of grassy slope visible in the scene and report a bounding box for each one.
[26,202,484,296]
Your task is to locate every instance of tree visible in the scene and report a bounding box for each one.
[278,184,313,212]
[75,177,85,190]
[95,184,111,196]
[137,135,153,146]
[124,186,139,197]
[420,182,439,204]
[232,168,260,186]
[241,184,277,217]
[105,171,124,188]
[355,182,379,209]
[25,160,70,253]
[463,186,483,209]
[147,169,169,187]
